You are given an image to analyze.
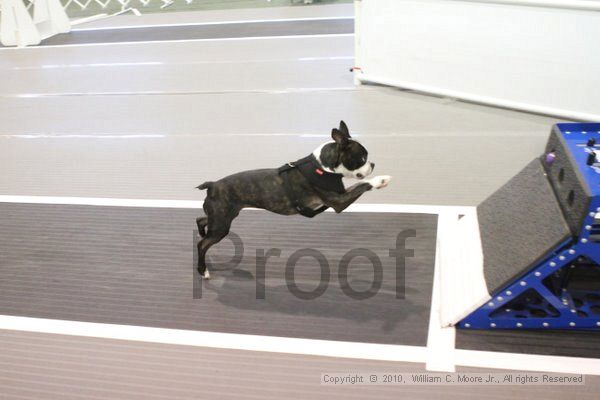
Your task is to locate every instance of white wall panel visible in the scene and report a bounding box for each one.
[355,0,600,120]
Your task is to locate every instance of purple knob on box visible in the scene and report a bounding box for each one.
[545,152,556,165]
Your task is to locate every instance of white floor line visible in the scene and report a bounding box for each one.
[72,16,355,32]
[0,195,203,209]
[0,33,355,51]
[0,314,599,375]
[7,87,358,99]
[0,315,427,364]
[0,195,475,215]
[0,131,538,139]
[425,211,457,372]
[6,56,354,71]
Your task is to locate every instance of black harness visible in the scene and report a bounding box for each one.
[278,154,345,218]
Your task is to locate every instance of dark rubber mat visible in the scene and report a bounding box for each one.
[457,329,600,358]
[40,18,354,46]
[0,203,436,346]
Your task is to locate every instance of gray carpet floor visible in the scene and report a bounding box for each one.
[4,330,600,400]
[40,18,354,46]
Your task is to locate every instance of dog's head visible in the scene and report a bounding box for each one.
[313,121,375,179]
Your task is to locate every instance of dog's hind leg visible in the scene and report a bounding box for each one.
[197,197,239,279]
[197,218,234,279]
[196,217,208,237]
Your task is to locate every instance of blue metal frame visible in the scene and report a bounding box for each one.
[459,123,600,330]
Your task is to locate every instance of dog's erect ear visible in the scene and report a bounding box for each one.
[338,120,351,138]
[332,128,349,147]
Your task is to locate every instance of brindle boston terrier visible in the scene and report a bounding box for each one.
[196,121,391,279]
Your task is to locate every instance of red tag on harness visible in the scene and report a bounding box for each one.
[315,169,324,175]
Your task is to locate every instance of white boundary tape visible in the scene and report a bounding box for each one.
[0,195,599,375]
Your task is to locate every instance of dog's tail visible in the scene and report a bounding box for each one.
[196,181,214,190]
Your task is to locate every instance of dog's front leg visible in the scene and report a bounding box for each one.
[318,175,391,213]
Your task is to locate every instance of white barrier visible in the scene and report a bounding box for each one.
[0,0,71,46]
[1,0,42,46]
[34,0,71,39]
[0,0,146,47]
[0,0,217,47]
[354,0,600,121]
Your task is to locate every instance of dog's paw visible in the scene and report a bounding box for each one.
[198,267,211,280]
[368,175,392,189]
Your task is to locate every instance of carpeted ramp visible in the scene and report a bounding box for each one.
[441,123,600,334]
[477,158,571,295]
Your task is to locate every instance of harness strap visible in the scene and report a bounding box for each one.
[278,160,330,218]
